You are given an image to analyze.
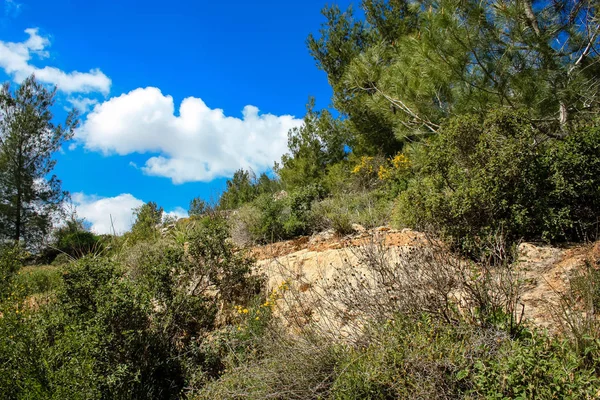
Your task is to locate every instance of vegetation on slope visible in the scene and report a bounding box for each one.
[2,0,600,398]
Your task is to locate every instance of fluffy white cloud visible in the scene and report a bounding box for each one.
[0,28,111,94]
[71,192,144,235]
[75,87,303,183]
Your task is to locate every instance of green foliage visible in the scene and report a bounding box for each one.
[330,316,600,400]
[129,201,164,242]
[51,217,102,260]
[231,185,324,243]
[0,244,24,297]
[219,169,257,210]
[310,0,600,155]
[276,98,349,191]
[0,75,78,246]
[12,265,62,297]
[395,111,600,255]
[188,197,208,217]
[0,214,265,399]
[312,190,391,232]
[219,169,281,211]
[470,335,600,399]
[543,124,600,241]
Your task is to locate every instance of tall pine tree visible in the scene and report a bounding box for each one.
[0,75,78,246]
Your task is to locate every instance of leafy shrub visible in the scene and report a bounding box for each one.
[12,265,62,297]
[312,191,392,233]
[543,124,600,241]
[282,184,323,237]
[57,230,102,257]
[394,111,600,256]
[470,333,600,399]
[331,316,600,400]
[0,244,24,297]
[232,185,324,243]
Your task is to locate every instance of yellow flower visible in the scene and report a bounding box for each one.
[391,153,410,171]
[255,316,260,320]
[378,165,391,180]
[242,309,249,314]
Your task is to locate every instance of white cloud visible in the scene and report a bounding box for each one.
[66,96,99,113]
[71,192,144,235]
[0,28,111,94]
[75,87,303,183]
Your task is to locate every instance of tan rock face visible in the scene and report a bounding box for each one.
[253,227,598,337]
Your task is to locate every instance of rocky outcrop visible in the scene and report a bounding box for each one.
[252,227,598,336]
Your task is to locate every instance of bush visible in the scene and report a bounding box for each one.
[330,315,600,400]
[12,265,62,297]
[543,124,600,241]
[312,191,392,233]
[57,230,102,258]
[231,185,324,243]
[395,111,600,256]
[0,244,24,297]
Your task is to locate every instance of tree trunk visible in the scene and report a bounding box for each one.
[14,139,23,243]
[14,188,21,242]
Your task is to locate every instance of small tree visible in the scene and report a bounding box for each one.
[188,197,208,217]
[130,201,163,241]
[0,75,78,246]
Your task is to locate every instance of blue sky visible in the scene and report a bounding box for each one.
[0,0,354,233]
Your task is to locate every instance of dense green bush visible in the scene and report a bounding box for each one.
[0,244,24,297]
[543,124,600,241]
[57,230,101,257]
[395,112,600,255]
[330,316,600,400]
[12,266,62,297]
[231,185,324,243]
[0,214,267,399]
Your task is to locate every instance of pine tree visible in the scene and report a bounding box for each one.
[310,0,600,153]
[130,201,164,240]
[0,76,78,246]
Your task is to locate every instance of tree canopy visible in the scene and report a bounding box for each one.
[309,0,600,155]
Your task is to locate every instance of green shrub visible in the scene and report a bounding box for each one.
[470,334,600,399]
[0,244,24,297]
[57,230,102,258]
[331,316,600,400]
[282,184,323,237]
[394,111,600,256]
[543,124,600,241]
[312,191,392,233]
[236,185,323,243]
[12,265,62,296]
